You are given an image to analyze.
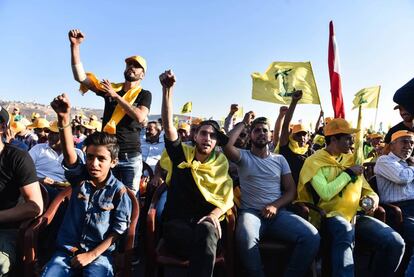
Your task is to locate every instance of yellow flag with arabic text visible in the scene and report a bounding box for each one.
[352,86,381,110]
[181,102,192,114]
[251,61,320,105]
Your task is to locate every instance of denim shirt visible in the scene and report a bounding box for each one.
[56,160,132,253]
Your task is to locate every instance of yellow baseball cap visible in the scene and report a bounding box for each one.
[27,118,50,129]
[178,122,190,131]
[391,130,414,142]
[48,121,59,133]
[125,55,147,73]
[291,124,307,134]
[324,118,359,136]
[10,121,25,134]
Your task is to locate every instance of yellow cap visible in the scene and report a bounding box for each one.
[10,121,25,134]
[125,55,147,73]
[27,118,50,129]
[324,118,359,136]
[391,130,414,142]
[368,133,383,140]
[31,112,40,120]
[313,134,325,146]
[48,121,59,133]
[291,124,307,134]
[178,122,190,131]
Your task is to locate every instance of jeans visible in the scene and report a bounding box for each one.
[236,209,320,277]
[398,203,414,277]
[41,250,113,277]
[0,229,17,276]
[163,219,220,277]
[325,215,405,277]
[156,191,168,222]
[112,153,142,196]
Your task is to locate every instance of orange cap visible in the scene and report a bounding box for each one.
[10,121,25,134]
[27,118,50,129]
[323,118,359,136]
[125,55,147,73]
[391,130,414,142]
[291,124,307,134]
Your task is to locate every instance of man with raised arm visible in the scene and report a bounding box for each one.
[223,112,319,277]
[0,106,43,276]
[68,29,151,195]
[158,70,233,277]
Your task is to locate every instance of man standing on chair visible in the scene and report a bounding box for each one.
[68,29,152,195]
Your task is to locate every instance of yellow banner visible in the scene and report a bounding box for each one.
[352,86,381,110]
[181,101,192,114]
[251,61,320,105]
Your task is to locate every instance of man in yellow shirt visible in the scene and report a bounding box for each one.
[297,118,404,277]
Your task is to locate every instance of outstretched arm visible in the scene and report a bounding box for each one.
[223,111,255,162]
[279,90,302,147]
[314,110,324,134]
[273,106,288,146]
[160,70,178,141]
[50,93,78,166]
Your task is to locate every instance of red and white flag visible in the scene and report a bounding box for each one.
[328,21,345,118]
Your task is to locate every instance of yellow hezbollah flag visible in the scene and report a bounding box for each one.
[234,106,244,118]
[181,102,192,114]
[352,86,381,110]
[251,61,320,105]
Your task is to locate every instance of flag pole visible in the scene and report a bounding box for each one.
[373,86,381,131]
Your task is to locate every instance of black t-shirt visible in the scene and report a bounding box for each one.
[100,89,152,155]
[384,121,414,144]
[0,144,38,227]
[279,144,314,185]
[162,137,216,221]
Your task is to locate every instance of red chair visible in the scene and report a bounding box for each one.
[23,186,139,277]
[145,183,235,277]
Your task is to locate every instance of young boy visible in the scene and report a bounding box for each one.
[41,93,132,276]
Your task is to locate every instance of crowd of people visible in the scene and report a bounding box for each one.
[1,28,414,277]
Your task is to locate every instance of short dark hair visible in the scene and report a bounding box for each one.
[250,117,270,132]
[325,133,347,145]
[84,132,119,160]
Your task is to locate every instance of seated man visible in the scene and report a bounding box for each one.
[0,106,43,276]
[159,70,233,277]
[29,121,84,187]
[41,94,132,277]
[297,118,405,277]
[374,130,414,276]
[224,113,319,277]
[141,120,164,172]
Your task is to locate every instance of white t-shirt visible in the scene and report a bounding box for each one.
[236,149,291,210]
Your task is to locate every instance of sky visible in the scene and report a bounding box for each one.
[1,0,413,131]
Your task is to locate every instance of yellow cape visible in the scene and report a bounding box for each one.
[160,143,234,215]
[80,72,142,134]
[297,149,377,223]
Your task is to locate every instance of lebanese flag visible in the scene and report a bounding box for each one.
[328,21,345,118]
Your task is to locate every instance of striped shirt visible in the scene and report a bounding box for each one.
[374,152,414,203]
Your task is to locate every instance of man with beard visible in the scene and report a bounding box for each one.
[68,29,151,195]
[374,130,414,276]
[141,121,164,172]
[159,70,233,277]
[297,118,405,277]
[385,105,414,145]
[223,114,320,277]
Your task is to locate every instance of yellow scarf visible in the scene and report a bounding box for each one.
[80,73,142,134]
[160,143,234,215]
[297,149,377,223]
[288,135,309,155]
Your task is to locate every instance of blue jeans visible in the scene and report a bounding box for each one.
[398,203,414,277]
[112,153,142,196]
[156,190,168,222]
[236,209,320,277]
[41,250,113,277]
[325,215,405,277]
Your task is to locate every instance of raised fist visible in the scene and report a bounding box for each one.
[279,106,288,115]
[68,29,85,45]
[230,104,239,114]
[243,111,255,125]
[159,70,176,89]
[51,93,71,118]
[292,90,303,101]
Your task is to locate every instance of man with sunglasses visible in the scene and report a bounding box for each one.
[224,113,319,277]
[0,106,43,276]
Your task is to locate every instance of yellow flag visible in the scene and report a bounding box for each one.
[181,102,192,114]
[352,86,381,110]
[251,61,320,105]
[234,106,244,118]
